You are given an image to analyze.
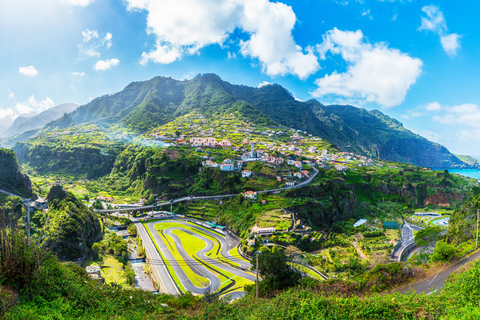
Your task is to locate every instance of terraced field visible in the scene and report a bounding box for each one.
[145,220,254,296]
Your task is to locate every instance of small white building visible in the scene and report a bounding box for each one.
[244,191,257,200]
[219,139,232,147]
[86,265,101,274]
[251,224,276,235]
[242,170,252,178]
[219,163,235,171]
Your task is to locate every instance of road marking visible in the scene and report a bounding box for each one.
[426,289,438,295]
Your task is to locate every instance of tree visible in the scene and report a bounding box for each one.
[250,247,302,293]
[127,224,137,236]
[415,226,441,247]
[430,240,456,262]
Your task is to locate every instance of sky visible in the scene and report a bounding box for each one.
[1,0,480,156]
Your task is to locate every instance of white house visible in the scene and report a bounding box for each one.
[86,265,101,274]
[293,172,302,179]
[294,161,303,169]
[251,224,276,235]
[285,181,295,187]
[219,163,235,171]
[219,139,232,147]
[244,191,257,200]
[242,170,252,178]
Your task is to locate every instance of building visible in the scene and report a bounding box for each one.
[293,172,302,179]
[251,224,276,235]
[244,191,257,200]
[383,221,399,229]
[353,219,367,227]
[190,137,203,145]
[219,163,235,171]
[86,265,101,274]
[294,161,303,169]
[301,170,310,177]
[242,170,252,178]
[34,197,48,209]
[285,181,295,187]
[219,139,232,147]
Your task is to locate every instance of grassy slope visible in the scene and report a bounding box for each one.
[8,255,480,319]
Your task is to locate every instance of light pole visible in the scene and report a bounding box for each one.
[476,209,479,249]
[256,251,259,300]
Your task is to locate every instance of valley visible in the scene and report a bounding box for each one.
[2,74,480,319]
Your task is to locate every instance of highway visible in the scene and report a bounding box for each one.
[133,218,179,295]
[392,222,419,262]
[95,168,319,214]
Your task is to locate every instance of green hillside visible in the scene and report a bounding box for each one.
[39,73,474,169]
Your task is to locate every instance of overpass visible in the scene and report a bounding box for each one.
[94,168,318,214]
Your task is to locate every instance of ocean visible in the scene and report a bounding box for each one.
[442,169,480,180]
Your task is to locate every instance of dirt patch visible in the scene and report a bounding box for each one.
[424,192,463,207]
[166,150,181,160]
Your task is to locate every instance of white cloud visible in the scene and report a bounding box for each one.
[0,108,14,120]
[401,101,441,119]
[103,32,112,49]
[58,0,95,7]
[127,0,319,79]
[258,81,272,88]
[14,96,54,116]
[78,46,100,57]
[312,28,422,108]
[71,71,86,77]
[418,5,461,57]
[79,29,113,58]
[440,33,461,57]
[94,58,120,71]
[425,101,441,111]
[7,90,14,99]
[433,103,480,127]
[82,29,99,42]
[19,66,38,77]
[361,9,372,19]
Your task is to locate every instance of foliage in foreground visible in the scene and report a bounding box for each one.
[5,236,480,320]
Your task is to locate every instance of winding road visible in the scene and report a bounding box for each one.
[144,219,254,295]
[95,168,319,214]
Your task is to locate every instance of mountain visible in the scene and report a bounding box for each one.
[307,104,470,168]
[2,103,79,138]
[43,73,471,169]
[0,148,33,197]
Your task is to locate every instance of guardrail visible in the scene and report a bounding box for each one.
[398,242,417,262]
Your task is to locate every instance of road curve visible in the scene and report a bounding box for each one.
[147,220,254,295]
[398,249,480,295]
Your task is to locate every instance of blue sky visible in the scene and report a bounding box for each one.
[1,0,480,156]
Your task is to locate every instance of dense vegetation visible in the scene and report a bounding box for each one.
[0,148,32,197]
[32,185,102,259]
[4,222,480,319]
